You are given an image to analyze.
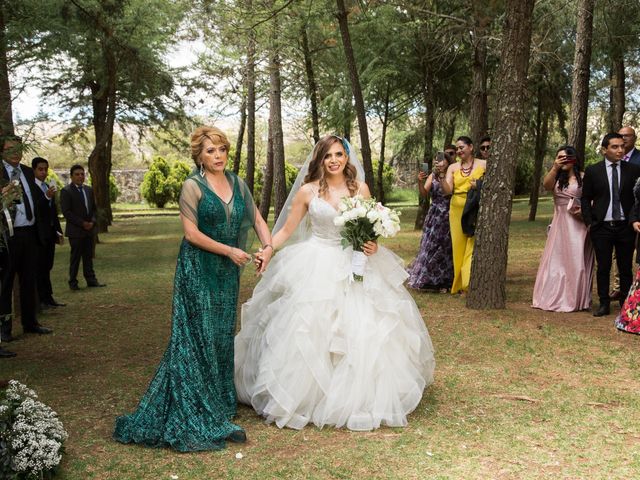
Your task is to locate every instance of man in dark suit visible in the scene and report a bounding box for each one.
[619,126,640,166]
[32,157,66,308]
[0,135,53,355]
[60,164,106,290]
[581,132,640,316]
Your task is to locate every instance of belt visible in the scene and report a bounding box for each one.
[604,220,627,227]
[13,225,36,231]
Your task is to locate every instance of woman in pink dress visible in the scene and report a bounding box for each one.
[532,146,594,312]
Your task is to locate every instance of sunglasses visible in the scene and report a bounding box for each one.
[479,145,490,151]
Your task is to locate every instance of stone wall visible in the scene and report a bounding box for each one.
[53,168,147,203]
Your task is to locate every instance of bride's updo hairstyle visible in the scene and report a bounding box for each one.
[190,126,231,166]
[304,135,358,197]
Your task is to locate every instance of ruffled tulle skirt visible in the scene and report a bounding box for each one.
[234,237,435,431]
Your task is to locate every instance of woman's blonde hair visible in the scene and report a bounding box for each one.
[304,135,358,196]
[190,126,231,165]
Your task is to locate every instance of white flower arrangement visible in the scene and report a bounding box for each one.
[333,195,401,280]
[0,380,68,479]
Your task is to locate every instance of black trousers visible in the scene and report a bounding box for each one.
[0,226,39,337]
[590,221,636,305]
[36,238,56,303]
[68,236,96,286]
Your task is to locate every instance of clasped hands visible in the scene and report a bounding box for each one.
[227,245,272,275]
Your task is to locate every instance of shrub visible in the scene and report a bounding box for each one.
[372,160,396,199]
[141,157,174,208]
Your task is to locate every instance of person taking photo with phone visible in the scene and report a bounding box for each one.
[532,146,594,312]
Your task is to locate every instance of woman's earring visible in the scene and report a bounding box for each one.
[199,164,205,177]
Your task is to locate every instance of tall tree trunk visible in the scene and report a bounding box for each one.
[87,42,117,233]
[469,5,490,148]
[245,0,257,194]
[529,85,549,221]
[0,1,14,137]
[336,0,374,193]
[234,95,247,175]
[467,0,536,310]
[269,25,287,221]
[444,111,456,148]
[376,83,390,204]
[414,67,435,230]
[567,0,595,161]
[260,116,274,221]
[301,25,320,143]
[608,55,625,132]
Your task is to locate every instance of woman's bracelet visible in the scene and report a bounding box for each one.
[262,244,273,252]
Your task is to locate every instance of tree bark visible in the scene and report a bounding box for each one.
[376,83,390,204]
[528,86,549,222]
[260,116,274,221]
[444,111,456,148]
[233,95,247,175]
[336,0,374,194]
[269,26,287,221]
[87,41,117,233]
[301,25,320,143]
[467,0,536,310]
[414,67,435,230]
[567,0,595,161]
[469,5,490,148]
[0,1,14,137]
[245,0,257,194]
[608,55,625,132]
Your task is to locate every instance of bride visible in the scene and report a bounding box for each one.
[234,135,435,431]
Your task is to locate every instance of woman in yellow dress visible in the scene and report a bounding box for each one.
[441,136,486,294]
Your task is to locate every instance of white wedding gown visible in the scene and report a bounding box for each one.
[234,195,435,431]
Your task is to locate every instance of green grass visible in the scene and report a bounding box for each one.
[2,194,639,479]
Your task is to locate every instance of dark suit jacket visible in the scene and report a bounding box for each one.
[33,181,62,245]
[1,163,48,225]
[60,183,97,238]
[628,148,640,167]
[581,159,640,229]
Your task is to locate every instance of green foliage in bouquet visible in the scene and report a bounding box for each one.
[0,381,68,480]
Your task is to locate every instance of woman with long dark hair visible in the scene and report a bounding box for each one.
[532,146,594,312]
[407,151,454,291]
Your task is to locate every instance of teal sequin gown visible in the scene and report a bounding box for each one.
[114,172,253,452]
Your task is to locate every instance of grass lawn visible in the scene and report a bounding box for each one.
[2,195,640,479]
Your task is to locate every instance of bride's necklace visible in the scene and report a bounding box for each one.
[460,159,474,177]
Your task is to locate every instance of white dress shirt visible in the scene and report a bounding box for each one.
[604,159,624,221]
[3,160,35,227]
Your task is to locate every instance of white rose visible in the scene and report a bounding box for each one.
[354,206,367,218]
[333,216,346,227]
[367,210,380,222]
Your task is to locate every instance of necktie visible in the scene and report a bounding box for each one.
[11,167,33,221]
[78,185,89,214]
[611,163,621,221]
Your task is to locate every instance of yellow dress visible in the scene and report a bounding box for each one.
[449,165,485,294]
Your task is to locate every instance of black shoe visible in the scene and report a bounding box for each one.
[0,347,16,358]
[226,430,247,443]
[593,304,611,317]
[40,302,52,311]
[24,325,53,335]
[1,333,14,342]
[87,282,106,288]
[44,299,66,307]
[69,283,80,291]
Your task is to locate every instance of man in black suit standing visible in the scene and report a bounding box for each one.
[619,126,640,166]
[60,164,106,290]
[581,132,640,317]
[0,136,53,356]
[32,157,66,309]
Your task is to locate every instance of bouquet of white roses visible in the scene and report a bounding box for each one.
[0,380,68,480]
[333,195,401,281]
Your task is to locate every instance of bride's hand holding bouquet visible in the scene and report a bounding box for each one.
[333,195,401,281]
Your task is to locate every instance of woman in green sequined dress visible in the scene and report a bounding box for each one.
[114,126,272,451]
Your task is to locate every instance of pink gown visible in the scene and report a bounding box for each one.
[532,182,594,312]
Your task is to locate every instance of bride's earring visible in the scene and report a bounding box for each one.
[199,163,205,178]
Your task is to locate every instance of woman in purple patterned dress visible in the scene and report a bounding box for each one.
[407,152,454,291]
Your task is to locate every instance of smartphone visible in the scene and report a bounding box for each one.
[420,162,430,173]
[563,156,577,165]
